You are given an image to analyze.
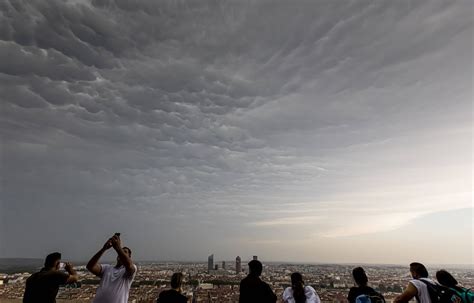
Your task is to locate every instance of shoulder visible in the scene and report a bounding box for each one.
[305,285,317,293]
[283,286,293,296]
[348,287,359,296]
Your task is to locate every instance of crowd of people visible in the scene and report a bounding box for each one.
[22,234,472,303]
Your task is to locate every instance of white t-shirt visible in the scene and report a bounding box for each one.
[283,285,321,303]
[409,278,436,303]
[92,264,137,303]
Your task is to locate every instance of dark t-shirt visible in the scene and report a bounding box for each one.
[156,289,188,303]
[348,286,384,303]
[239,274,277,303]
[23,268,69,303]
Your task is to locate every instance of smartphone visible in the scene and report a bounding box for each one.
[114,233,121,237]
[59,262,66,270]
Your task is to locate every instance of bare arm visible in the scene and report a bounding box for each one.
[394,282,417,303]
[65,262,79,283]
[111,235,135,275]
[86,239,112,276]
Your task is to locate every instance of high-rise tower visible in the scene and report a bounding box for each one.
[208,254,214,273]
[235,256,241,273]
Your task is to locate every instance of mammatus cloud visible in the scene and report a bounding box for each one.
[0,0,472,263]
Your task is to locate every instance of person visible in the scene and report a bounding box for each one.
[87,234,137,303]
[347,267,385,303]
[23,252,79,303]
[436,270,474,303]
[239,260,277,303]
[394,262,436,303]
[283,272,321,303]
[157,272,188,303]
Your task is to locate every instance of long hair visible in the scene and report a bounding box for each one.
[291,272,306,303]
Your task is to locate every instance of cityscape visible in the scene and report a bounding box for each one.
[1,257,472,302]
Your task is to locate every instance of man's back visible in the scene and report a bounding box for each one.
[239,274,277,303]
[23,269,68,303]
[410,278,436,303]
[157,289,188,303]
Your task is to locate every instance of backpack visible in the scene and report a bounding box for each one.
[355,291,386,303]
[420,279,464,303]
[450,287,474,303]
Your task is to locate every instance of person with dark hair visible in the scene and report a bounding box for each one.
[156,272,188,303]
[436,270,474,303]
[283,272,321,303]
[347,267,385,303]
[87,234,137,303]
[394,262,436,303]
[23,252,79,303]
[239,260,277,303]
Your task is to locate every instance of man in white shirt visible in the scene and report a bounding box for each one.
[394,262,436,303]
[86,234,137,303]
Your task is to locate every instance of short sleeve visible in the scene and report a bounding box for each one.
[348,287,357,303]
[282,287,295,303]
[99,264,111,277]
[305,286,321,303]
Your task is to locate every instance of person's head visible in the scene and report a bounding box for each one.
[436,270,458,287]
[44,252,62,270]
[410,262,428,279]
[116,247,132,266]
[171,272,184,291]
[352,267,368,286]
[248,260,263,277]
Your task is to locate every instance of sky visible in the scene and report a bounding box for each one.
[0,0,472,265]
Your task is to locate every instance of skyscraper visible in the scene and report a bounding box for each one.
[222,261,226,270]
[235,256,241,273]
[208,254,214,273]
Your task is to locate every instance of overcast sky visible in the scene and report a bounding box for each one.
[0,0,472,265]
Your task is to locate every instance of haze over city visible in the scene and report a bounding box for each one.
[0,0,472,265]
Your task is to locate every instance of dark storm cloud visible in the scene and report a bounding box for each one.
[0,0,471,262]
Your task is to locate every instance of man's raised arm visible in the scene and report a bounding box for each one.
[111,235,135,275]
[86,239,112,276]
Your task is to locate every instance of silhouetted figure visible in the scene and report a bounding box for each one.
[239,260,277,303]
[23,252,78,303]
[394,262,436,303]
[347,267,385,303]
[283,272,321,303]
[436,270,474,303]
[87,234,137,303]
[157,272,188,303]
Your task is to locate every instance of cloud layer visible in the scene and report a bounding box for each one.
[0,0,472,263]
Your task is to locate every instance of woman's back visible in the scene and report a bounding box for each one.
[282,285,321,303]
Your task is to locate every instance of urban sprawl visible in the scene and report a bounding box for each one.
[1,256,472,303]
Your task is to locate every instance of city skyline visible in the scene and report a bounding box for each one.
[0,0,472,265]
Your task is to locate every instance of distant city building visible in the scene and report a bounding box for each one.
[222,261,226,270]
[236,256,241,273]
[253,255,258,260]
[208,254,214,273]
[214,264,218,270]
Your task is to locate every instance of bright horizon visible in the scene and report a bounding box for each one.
[0,0,472,265]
